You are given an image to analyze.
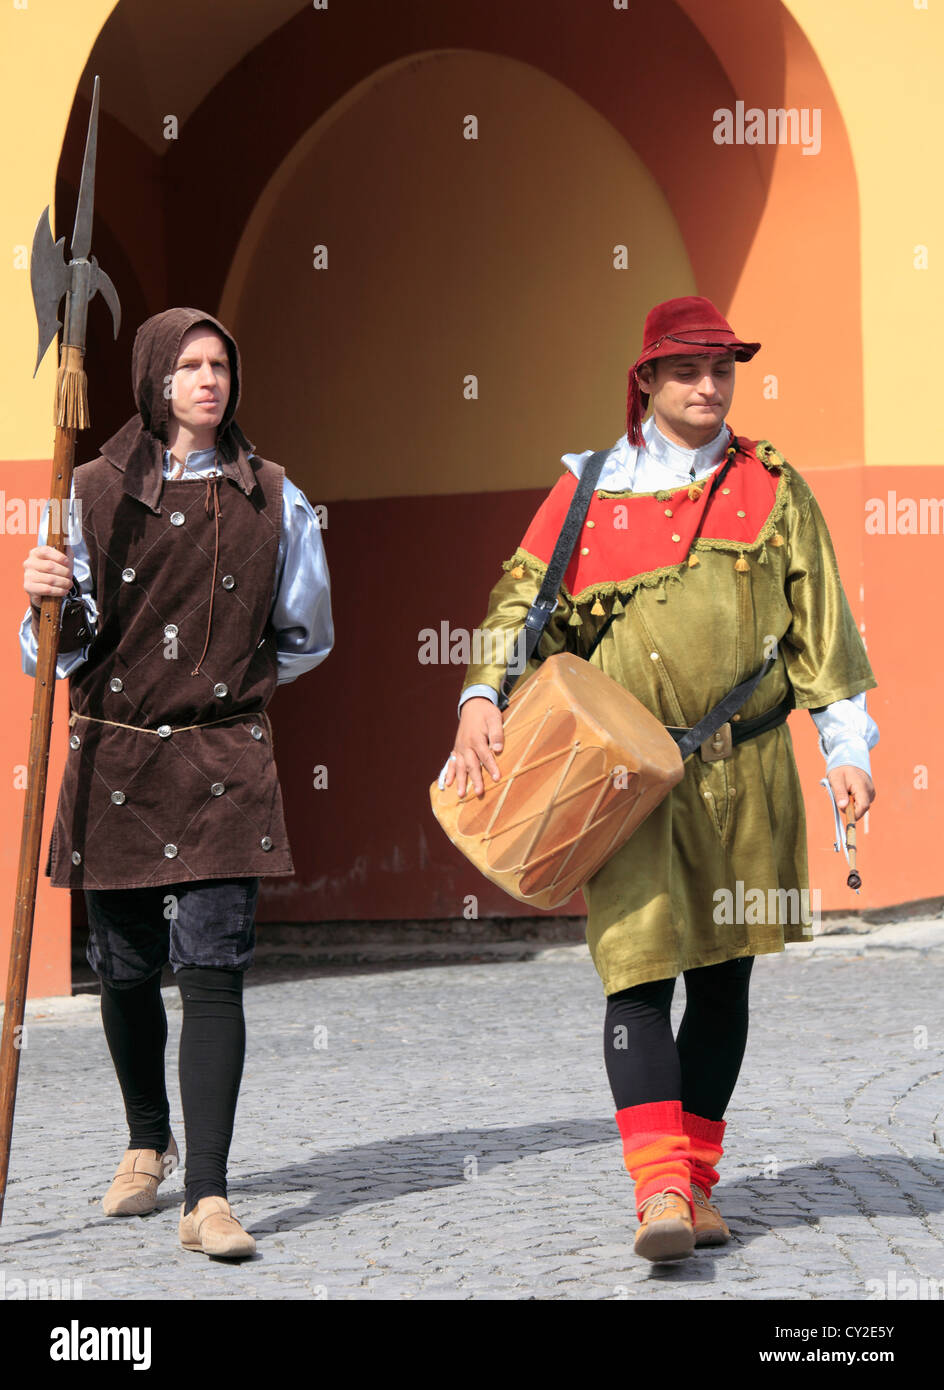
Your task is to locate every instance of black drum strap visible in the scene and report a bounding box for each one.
[498,448,609,709]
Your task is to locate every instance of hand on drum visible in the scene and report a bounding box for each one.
[438,696,505,798]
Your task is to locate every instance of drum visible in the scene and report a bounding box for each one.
[430,653,685,909]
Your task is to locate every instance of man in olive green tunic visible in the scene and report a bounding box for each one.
[440,296,878,1261]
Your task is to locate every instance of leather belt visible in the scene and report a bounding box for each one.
[665,694,793,763]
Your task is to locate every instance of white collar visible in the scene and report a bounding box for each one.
[561,416,729,491]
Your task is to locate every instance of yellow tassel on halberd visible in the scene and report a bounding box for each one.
[511,565,525,579]
[55,362,90,430]
[688,552,700,568]
[590,598,605,617]
[735,554,750,572]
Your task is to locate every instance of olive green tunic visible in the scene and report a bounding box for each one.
[461,448,875,994]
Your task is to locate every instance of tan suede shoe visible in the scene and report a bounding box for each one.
[179,1197,256,1259]
[692,1184,731,1246]
[634,1187,695,1262]
[102,1134,179,1216]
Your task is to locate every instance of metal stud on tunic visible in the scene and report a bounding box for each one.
[260,837,272,851]
[157,724,172,739]
[111,791,126,805]
[221,575,235,590]
[109,677,123,692]
[213,683,228,698]
[211,783,225,796]
[122,567,135,582]
[71,851,81,864]
[164,624,178,639]
[250,725,263,740]
[164,844,178,858]
[170,512,185,526]
[69,734,81,749]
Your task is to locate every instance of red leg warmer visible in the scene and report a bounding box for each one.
[682,1111,726,1198]
[615,1100,693,1219]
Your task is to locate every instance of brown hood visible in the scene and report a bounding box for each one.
[98,307,256,512]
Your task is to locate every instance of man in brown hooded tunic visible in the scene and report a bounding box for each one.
[21,308,333,1257]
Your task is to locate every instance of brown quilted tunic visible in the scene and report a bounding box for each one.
[41,307,295,889]
[44,450,292,889]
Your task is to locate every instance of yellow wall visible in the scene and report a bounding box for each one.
[0,0,117,457]
[782,0,942,468]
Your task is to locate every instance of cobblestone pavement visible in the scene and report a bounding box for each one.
[1,929,943,1303]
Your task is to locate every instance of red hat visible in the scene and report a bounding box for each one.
[626,296,760,445]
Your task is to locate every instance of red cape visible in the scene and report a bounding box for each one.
[516,437,784,600]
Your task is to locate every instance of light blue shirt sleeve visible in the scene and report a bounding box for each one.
[458,683,500,717]
[272,476,334,684]
[19,481,98,679]
[810,694,879,777]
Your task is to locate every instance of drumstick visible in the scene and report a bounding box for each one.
[845,799,861,891]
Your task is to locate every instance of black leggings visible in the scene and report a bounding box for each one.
[604,955,754,1121]
[100,966,246,1213]
[100,972,170,1152]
